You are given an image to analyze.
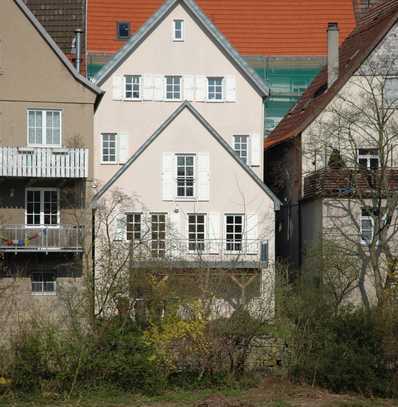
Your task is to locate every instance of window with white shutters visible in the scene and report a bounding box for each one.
[102,133,117,163]
[207,77,224,101]
[165,76,182,100]
[176,154,195,198]
[125,75,141,99]
[233,135,249,164]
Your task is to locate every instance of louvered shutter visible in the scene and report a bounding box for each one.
[162,152,175,201]
[195,75,207,101]
[143,74,154,100]
[246,214,258,254]
[183,75,195,100]
[197,152,210,201]
[225,75,236,102]
[112,76,123,100]
[118,134,129,164]
[114,213,126,241]
[169,211,182,257]
[207,212,220,254]
[250,133,261,166]
[153,75,164,101]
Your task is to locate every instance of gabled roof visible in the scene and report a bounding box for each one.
[265,0,398,151]
[92,101,281,210]
[14,0,102,99]
[93,0,268,97]
[88,0,357,57]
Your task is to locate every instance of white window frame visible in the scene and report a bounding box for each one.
[124,75,142,100]
[165,75,182,101]
[233,135,249,164]
[173,19,184,41]
[25,188,60,227]
[151,213,167,258]
[176,154,196,199]
[126,212,142,242]
[27,109,62,147]
[207,77,224,101]
[31,271,56,295]
[188,213,206,252]
[101,133,118,164]
[225,214,244,252]
[358,148,379,170]
[360,213,374,245]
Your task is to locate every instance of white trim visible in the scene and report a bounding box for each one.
[27,109,62,147]
[25,187,60,227]
[101,133,118,164]
[173,19,184,41]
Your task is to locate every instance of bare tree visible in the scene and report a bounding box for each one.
[304,52,398,309]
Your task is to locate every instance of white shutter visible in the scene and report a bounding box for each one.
[250,133,261,166]
[225,75,236,102]
[169,211,182,257]
[195,75,207,101]
[246,214,258,254]
[162,152,175,201]
[153,75,164,101]
[207,212,220,254]
[118,134,129,164]
[112,76,123,100]
[143,74,154,100]
[183,75,195,101]
[197,152,210,201]
[114,213,126,241]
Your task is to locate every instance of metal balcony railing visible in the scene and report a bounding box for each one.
[0,147,88,178]
[127,239,269,268]
[0,225,84,253]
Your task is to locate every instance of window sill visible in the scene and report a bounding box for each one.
[32,292,57,296]
[100,161,119,165]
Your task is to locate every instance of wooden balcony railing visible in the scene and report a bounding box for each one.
[303,167,398,199]
[0,225,84,253]
[0,147,88,178]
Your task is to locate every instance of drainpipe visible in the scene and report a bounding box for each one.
[75,28,83,73]
[327,22,339,88]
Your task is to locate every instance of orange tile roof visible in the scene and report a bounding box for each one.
[265,0,398,150]
[87,0,357,56]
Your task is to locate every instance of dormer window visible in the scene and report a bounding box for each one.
[117,22,130,40]
[173,20,184,41]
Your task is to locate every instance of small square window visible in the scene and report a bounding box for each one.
[32,272,56,295]
[117,22,130,40]
[208,77,224,101]
[173,20,184,41]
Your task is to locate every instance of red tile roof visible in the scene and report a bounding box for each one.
[87,0,357,56]
[265,0,398,150]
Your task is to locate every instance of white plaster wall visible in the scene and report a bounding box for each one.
[94,3,264,185]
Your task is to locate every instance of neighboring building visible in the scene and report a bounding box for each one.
[0,0,102,336]
[23,0,86,74]
[264,0,398,294]
[92,0,280,310]
[86,0,359,133]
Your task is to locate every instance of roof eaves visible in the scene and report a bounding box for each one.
[14,0,103,97]
[93,0,269,97]
[92,101,281,209]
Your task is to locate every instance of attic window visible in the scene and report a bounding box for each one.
[117,22,130,40]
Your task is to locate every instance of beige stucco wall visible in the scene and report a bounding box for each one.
[98,107,275,263]
[94,3,265,185]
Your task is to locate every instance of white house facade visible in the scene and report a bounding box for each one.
[92,0,280,306]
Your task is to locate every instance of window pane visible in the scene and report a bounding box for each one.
[118,22,130,39]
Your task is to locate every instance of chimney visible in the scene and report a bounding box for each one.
[327,22,339,88]
[74,28,83,73]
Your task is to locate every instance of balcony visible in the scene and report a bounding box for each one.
[128,239,269,269]
[0,147,88,178]
[303,167,398,200]
[0,225,84,253]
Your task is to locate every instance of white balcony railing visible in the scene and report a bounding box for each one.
[0,147,88,178]
[0,225,84,252]
[127,239,269,267]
